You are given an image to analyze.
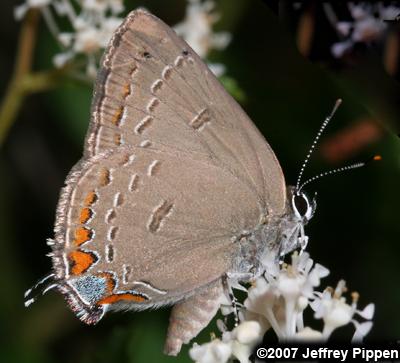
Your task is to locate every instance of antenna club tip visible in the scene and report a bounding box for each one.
[330,99,343,116]
[365,155,382,163]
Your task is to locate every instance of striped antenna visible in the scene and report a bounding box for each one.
[298,155,381,192]
[296,99,343,191]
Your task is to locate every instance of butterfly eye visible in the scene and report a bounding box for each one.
[292,193,311,220]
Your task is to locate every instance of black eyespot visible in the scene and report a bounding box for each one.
[143,51,151,59]
[294,194,308,217]
[182,50,189,56]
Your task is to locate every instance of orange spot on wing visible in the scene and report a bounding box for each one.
[123,84,130,98]
[99,168,111,186]
[73,227,93,246]
[373,155,382,161]
[84,191,98,206]
[96,272,116,293]
[68,250,97,275]
[111,106,124,126]
[97,293,147,305]
[114,133,121,146]
[79,207,93,224]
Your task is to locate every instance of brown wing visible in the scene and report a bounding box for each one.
[86,9,286,216]
[53,145,261,304]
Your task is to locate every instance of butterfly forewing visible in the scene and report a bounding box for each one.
[86,10,286,215]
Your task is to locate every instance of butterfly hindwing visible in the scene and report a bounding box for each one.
[53,145,261,309]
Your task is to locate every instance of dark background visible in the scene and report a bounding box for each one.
[1,1,399,362]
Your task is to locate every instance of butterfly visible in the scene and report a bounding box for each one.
[25,9,316,355]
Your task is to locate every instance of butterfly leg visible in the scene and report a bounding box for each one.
[222,276,241,327]
[164,278,226,356]
[298,225,309,255]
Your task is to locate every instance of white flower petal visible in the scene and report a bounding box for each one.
[331,40,354,58]
[295,251,310,271]
[313,264,330,279]
[241,310,271,334]
[349,4,369,20]
[379,6,400,20]
[173,0,230,59]
[244,278,276,315]
[81,0,106,12]
[277,274,303,298]
[14,4,28,20]
[73,16,88,31]
[53,52,74,67]
[334,280,347,297]
[323,301,353,329]
[189,340,232,363]
[337,21,352,36]
[234,321,263,345]
[352,17,385,42]
[261,252,280,278]
[352,321,373,342]
[303,256,314,274]
[310,299,323,316]
[73,27,102,54]
[308,264,329,287]
[294,326,323,340]
[58,32,73,47]
[297,296,309,311]
[99,17,123,47]
[86,56,97,79]
[231,341,252,363]
[53,1,69,15]
[28,0,51,7]
[210,32,231,50]
[357,303,375,320]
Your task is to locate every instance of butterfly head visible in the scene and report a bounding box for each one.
[274,186,317,263]
[291,188,317,224]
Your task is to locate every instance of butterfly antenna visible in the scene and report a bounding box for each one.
[24,273,57,307]
[296,99,343,191]
[298,155,381,192]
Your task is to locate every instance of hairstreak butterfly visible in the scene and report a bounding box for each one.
[24,9,332,355]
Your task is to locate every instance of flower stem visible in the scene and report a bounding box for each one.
[0,9,56,147]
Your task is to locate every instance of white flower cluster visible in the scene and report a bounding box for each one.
[14,0,231,78]
[329,2,400,58]
[174,0,231,76]
[190,252,375,363]
[15,0,125,77]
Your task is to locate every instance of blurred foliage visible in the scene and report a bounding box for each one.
[0,1,400,362]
